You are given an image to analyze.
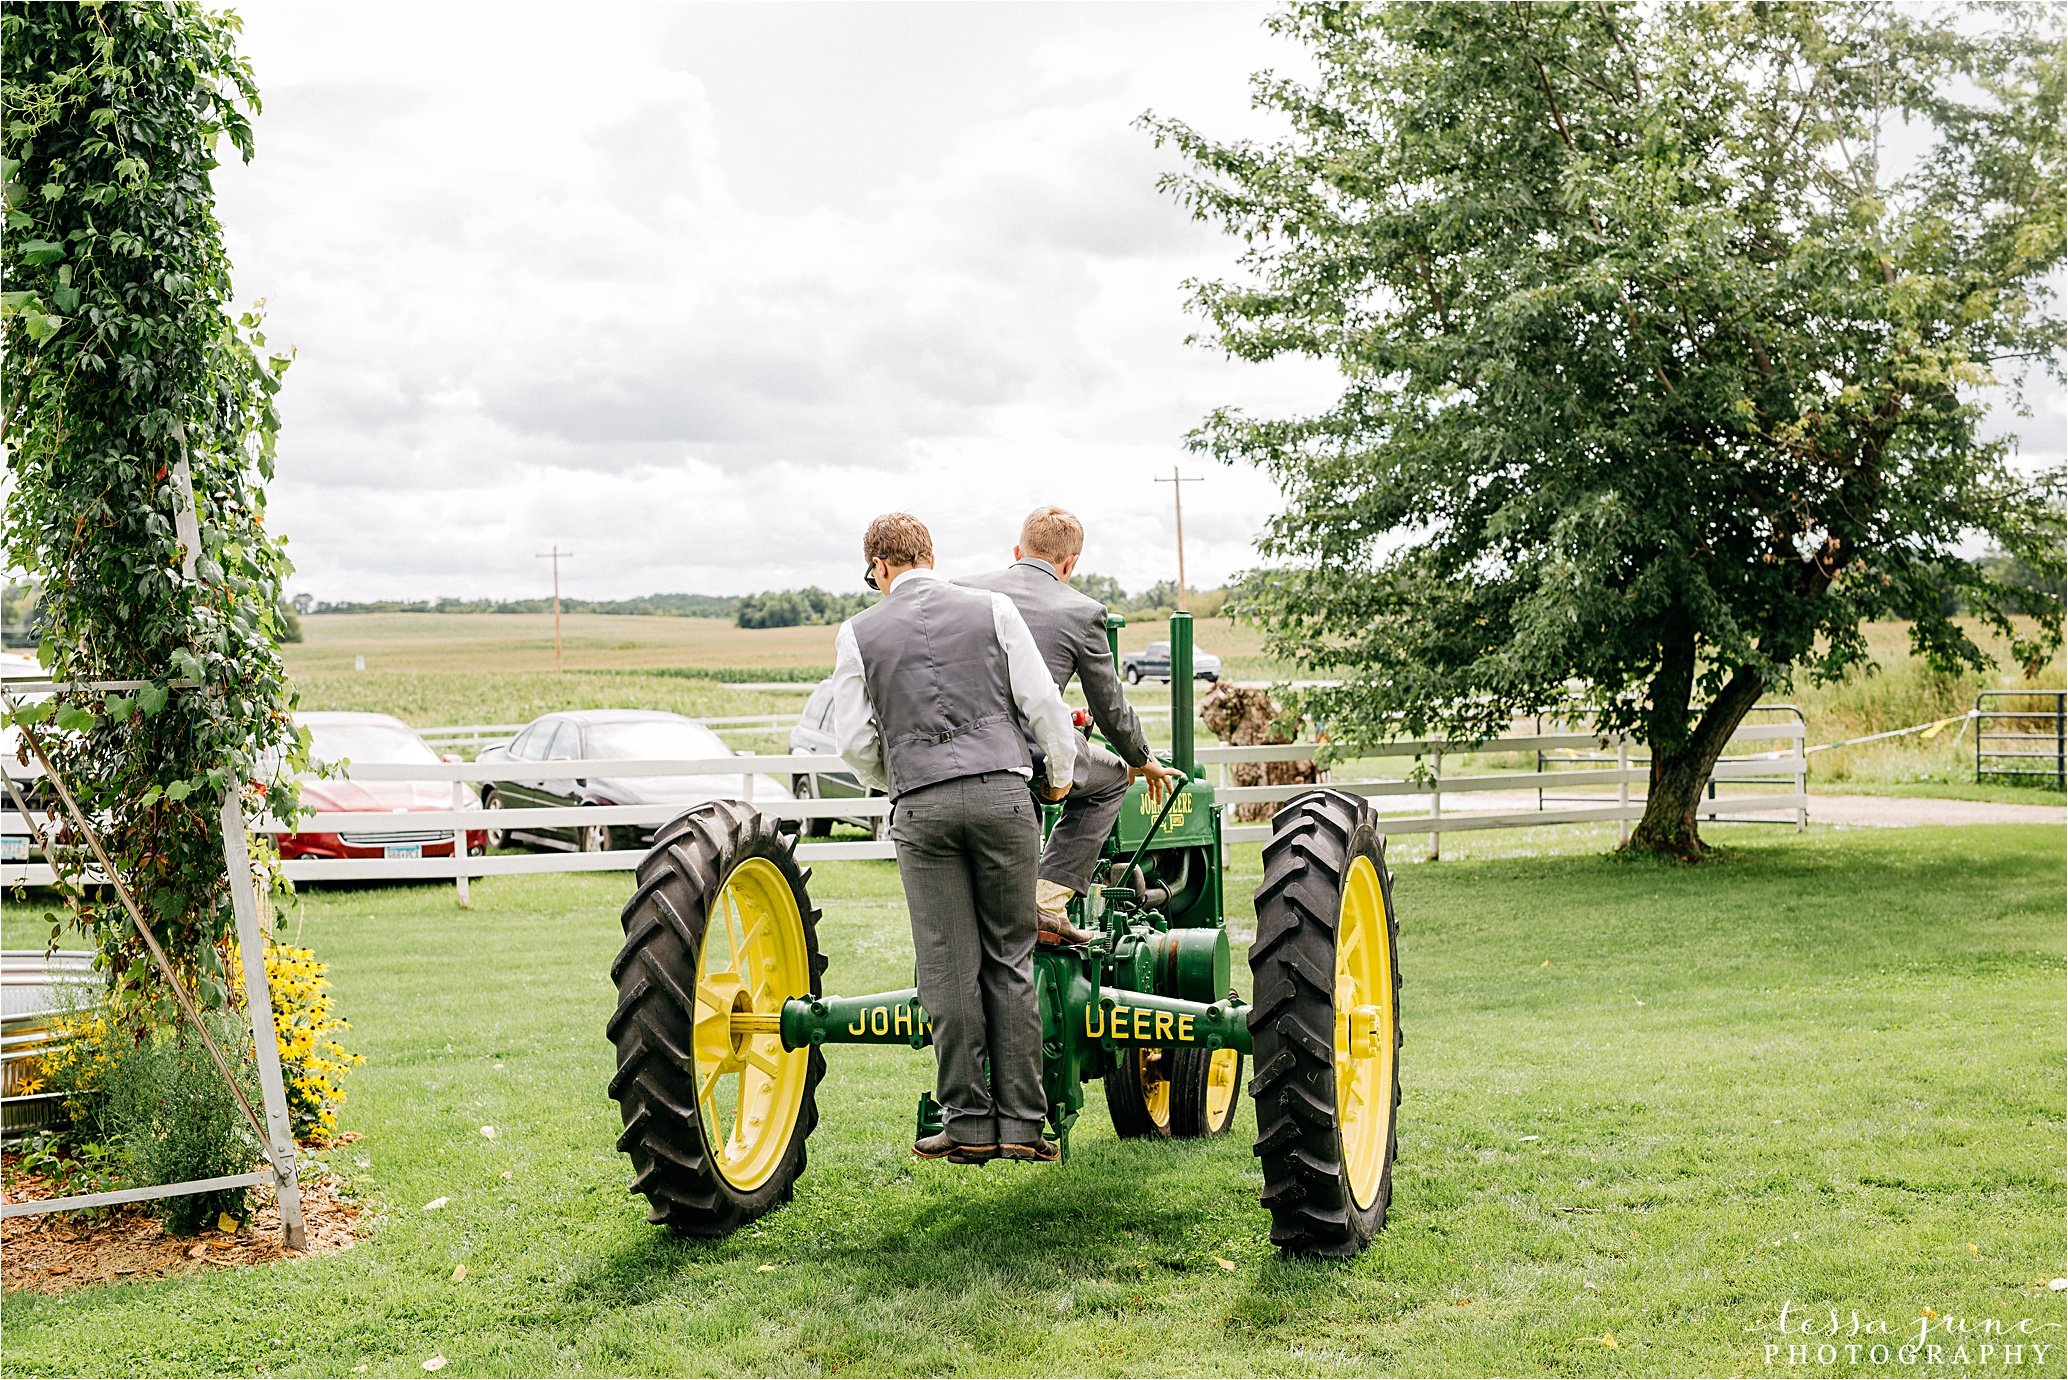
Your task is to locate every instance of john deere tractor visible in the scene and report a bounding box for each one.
[606,613,1401,1256]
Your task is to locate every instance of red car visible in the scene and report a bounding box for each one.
[277,712,486,861]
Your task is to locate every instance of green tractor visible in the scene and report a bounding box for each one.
[606,613,1402,1256]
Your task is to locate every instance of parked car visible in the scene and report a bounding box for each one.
[476,710,794,853]
[1121,641,1222,685]
[280,711,487,862]
[1,651,55,870]
[788,678,885,839]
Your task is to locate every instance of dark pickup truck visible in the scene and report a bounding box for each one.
[1121,640,1222,685]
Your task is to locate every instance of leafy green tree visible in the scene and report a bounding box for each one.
[1133,580,1182,614]
[1072,571,1128,608]
[2,1,299,1004]
[1150,1,2065,857]
[734,586,872,629]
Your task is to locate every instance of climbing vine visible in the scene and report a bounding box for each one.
[2,1,302,1012]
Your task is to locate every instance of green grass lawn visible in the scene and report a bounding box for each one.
[6,824,2062,1377]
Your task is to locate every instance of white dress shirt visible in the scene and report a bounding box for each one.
[831,566,1077,794]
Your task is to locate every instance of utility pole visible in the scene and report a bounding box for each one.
[1154,466,1205,611]
[536,545,572,672]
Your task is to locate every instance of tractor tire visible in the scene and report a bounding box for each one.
[1170,1046,1243,1137]
[607,800,827,1237]
[1104,1045,1175,1139]
[1248,789,1401,1258]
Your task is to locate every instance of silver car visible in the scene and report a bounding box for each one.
[787,679,884,839]
[476,709,796,853]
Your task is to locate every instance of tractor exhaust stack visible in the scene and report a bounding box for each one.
[1169,611,1195,775]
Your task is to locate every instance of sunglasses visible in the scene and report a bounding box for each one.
[863,562,880,592]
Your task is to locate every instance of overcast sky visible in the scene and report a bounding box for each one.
[219,1,1341,603]
[216,2,2062,606]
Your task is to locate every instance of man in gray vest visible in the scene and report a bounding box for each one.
[830,512,1078,1164]
[962,506,1180,944]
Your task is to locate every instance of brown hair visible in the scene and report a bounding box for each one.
[863,512,934,569]
[1019,505,1084,564]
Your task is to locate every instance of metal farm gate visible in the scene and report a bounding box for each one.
[1975,690,2067,787]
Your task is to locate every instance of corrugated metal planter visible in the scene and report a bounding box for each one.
[2,950,100,1141]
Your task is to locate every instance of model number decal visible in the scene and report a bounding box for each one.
[1136,790,1194,826]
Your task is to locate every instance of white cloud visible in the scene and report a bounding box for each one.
[217,1,1344,601]
[214,2,2062,605]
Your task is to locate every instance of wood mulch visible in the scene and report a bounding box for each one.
[1,1150,368,1294]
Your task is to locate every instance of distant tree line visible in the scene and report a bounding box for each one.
[1076,575,1230,622]
[734,587,873,629]
[293,592,741,619]
[272,577,1235,632]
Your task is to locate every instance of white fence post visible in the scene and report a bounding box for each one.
[1795,718,1808,831]
[451,778,472,910]
[220,794,307,1251]
[1427,750,1441,861]
[1617,736,1631,846]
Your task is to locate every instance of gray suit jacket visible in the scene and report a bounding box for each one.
[958,559,1153,768]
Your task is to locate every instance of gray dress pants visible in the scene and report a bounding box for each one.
[1036,737,1134,895]
[889,770,1047,1145]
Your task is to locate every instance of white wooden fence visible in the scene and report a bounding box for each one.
[2,713,1805,890]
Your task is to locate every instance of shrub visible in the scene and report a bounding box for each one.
[101,1017,264,1234]
[38,938,363,1150]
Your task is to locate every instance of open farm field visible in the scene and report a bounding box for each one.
[284,613,1263,739]
[5,824,2061,1376]
[287,614,2063,802]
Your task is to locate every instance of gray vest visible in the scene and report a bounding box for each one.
[850,578,1032,799]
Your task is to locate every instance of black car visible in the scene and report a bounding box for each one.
[475,710,795,853]
[1121,640,1223,685]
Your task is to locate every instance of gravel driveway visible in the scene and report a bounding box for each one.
[1804,794,2064,828]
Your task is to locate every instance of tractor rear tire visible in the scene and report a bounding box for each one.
[607,800,827,1237]
[1248,789,1401,1257]
[1170,1047,1243,1137]
[1104,1046,1174,1139]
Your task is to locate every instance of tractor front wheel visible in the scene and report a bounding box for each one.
[1105,1046,1174,1138]
[1171,1046,1243,1137]
[607,801,826,1236]
[1248,789,1400,1257]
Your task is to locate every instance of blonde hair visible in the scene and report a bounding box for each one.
[1019,505,1084,564]
[863,512,934,568]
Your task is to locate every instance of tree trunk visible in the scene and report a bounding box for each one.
[1626,666,1766,860]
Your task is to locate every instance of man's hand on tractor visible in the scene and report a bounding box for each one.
[1132,760,1180,805]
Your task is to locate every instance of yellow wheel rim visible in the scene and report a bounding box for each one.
[1334,854,1396,1210]
[1203,1048,1240,1128]
[690,857,810,1191]
[1137,1049,1173,1130]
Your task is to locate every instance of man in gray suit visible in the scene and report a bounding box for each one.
[830,513,1078,1164]
[962,506,1180,944]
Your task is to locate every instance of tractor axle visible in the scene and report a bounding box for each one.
[771,984,1252,1055]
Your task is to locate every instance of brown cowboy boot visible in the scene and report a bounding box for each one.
[1036,880,1096,946]
[913,1131,997,1164]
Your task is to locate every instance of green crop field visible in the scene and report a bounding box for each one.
[286,612,2064,801]
[6,824,2062,1377]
